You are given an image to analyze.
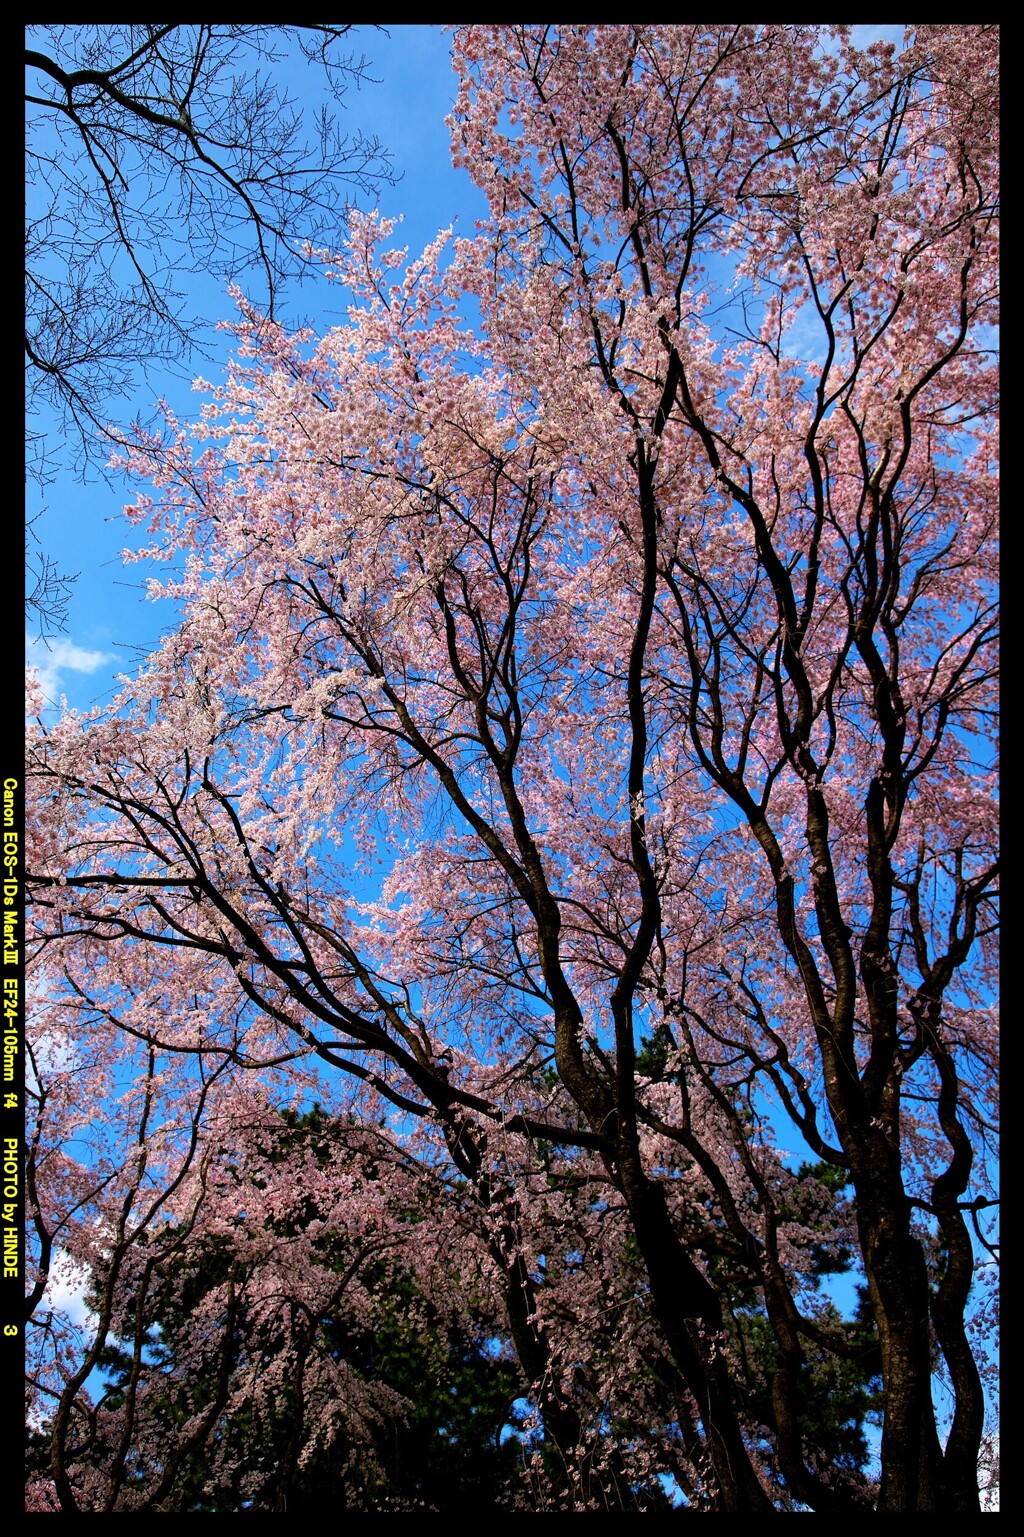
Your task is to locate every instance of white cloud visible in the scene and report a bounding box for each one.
[26,632,113,708]
[44,1250,95,1331]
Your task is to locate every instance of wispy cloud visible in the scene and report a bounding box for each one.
[45,1250,96,1332]
[26,632,113,708]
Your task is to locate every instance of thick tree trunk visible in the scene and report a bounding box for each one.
[849,1145,947,1511]
[619,1165,775,1513]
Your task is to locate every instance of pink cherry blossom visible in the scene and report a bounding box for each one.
[28,25,997,1514]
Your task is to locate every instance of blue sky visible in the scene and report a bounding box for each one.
[27,24,909,716]
[27,24,488,713]
[25,25,996,1497]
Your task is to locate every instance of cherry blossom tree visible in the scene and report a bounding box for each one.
[26,1071,520,1513]
[27,25,998,1514]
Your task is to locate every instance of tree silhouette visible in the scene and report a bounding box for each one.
[26,24,392,629]
[27,25,998,1513]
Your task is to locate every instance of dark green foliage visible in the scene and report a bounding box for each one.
[308,1268,521,1513]
[54,1108,524,1513]
[734,1291,884,1493]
